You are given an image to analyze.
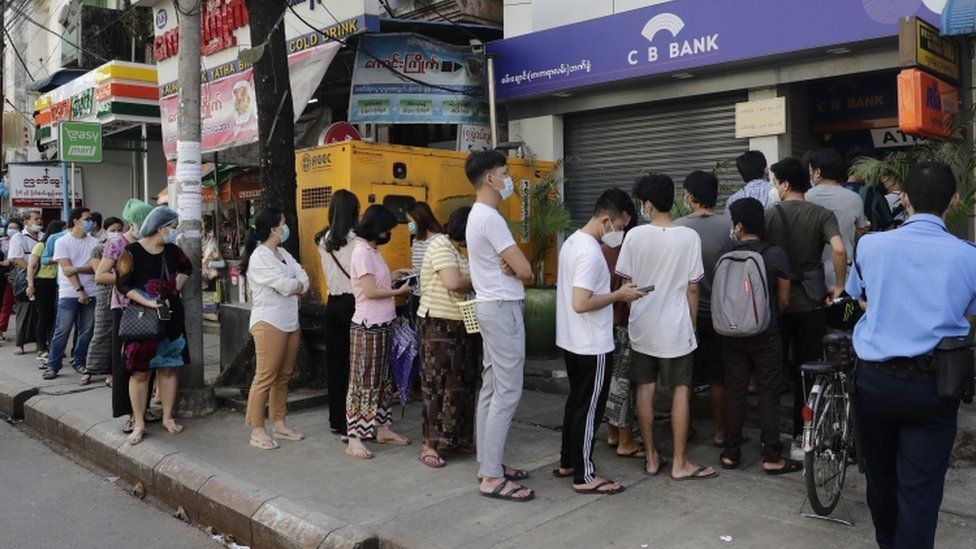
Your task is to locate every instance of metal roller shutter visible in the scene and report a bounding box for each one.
[564,93,749,224]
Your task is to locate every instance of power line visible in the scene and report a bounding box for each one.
[4,26,35,81]
[287,1,483,99]
[8,2,110,63]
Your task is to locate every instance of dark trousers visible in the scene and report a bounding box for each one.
[560,350,612,484]
[855,368,958,549]
[722,331,783,462]
[780,308,826,436]
[34,278,58,352]
[0,281,13,333]
[324,294,355,434]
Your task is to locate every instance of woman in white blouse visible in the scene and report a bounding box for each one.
[242,208,310,450]
[316,189,360,438]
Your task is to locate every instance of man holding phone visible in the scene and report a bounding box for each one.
[553,188,644,495]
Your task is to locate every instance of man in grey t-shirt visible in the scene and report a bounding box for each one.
[675,170,732,446]
[806,149,868,288]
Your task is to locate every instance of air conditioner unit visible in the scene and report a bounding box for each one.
[59,1,82,32]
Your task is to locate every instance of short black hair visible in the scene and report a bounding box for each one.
[354,204,398,242]
[7,217,22,230]
[593,187,633,219]
[735,151,767,182]
[69,207,90,225]
[683,170,718,209]
[810,148,846,181]
[445,206,471,242]
[728,197,765,238]
[904,161,957,216]
[633,173,674,214]
[103,216,123,230]
[90,211,103,229]
[770,157,811,193]
[464,150,507,187]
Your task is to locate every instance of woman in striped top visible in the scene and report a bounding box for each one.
[406,202,444,296]
[416,207,479,468]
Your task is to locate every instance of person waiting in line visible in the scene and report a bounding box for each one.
[552,188,644,495]
[345,205,413,460]
[675,170,733,447]
[242,208,310,450]
[726,150,778,210]
[617,173,716,481]
[43,207,99,380]
[8,211,43,355]
[416,206,480,469]
[718,198,800,475]
[882,172,909,227]
[465,150,535,502]
[843,147,893,233]
[88,212,103,243]
[0,217,19,343]
[763,157,845,460]
[407,201,444,289]
[316,189,361,439]
[117,207,192,445]
[602,198,643,458]
[26,220,66,366]
[847,162,976,549]
[102,200,158,432]
[81,216,125,385]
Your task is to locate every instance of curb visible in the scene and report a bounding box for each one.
[0,372,39,420]
[15,393,378,549]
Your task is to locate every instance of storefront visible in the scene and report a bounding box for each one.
[487,1,960,221]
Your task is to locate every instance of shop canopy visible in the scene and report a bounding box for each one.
[942,0,976,35]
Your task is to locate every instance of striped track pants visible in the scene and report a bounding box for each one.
[559,350,613,484]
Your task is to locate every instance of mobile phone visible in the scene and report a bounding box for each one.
[156,305,172,321]
[393,273,419,288]
[637,285,655,293]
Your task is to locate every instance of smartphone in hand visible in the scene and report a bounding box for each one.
[637,285,655,293]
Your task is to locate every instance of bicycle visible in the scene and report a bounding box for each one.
[801,297,861,517]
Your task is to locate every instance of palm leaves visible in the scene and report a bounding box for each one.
[513,157,573,287]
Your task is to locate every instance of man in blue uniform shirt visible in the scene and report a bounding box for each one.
[846,161,976,549]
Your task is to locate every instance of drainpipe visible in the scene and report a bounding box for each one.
[487,55,498,149]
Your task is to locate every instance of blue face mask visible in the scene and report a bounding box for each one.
[1,217,7,226]
[407,221,417,235]
[82,219,95,234]
[279,224,290,243]
[164,227,178,244]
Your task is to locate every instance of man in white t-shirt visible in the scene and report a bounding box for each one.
[43,207,99,379]
[554,188,644,495]
[6,211,42,353]
[464,150,535,502]
[616,173,717,481]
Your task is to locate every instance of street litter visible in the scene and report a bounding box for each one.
[720,535,733,542]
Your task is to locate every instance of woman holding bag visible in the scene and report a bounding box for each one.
[116,207,192,445]
[242,208,310,450]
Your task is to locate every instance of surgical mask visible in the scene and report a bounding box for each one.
[376,232,391,245]
[495,175,514,200]
[105,231,121,240]
[278,224,290,243]
[729,229,738,242]
[164,228,178,244]
[407,221,417,235]
[640,205,651,222]
[8,228,19,236]
[0,217,7,225]
[30,224,43,234]
[82,220,95,234]
[601,230,624,248]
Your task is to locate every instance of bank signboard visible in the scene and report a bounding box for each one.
[487,0,943,100]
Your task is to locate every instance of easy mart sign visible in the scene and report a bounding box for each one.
[59,122,103,163]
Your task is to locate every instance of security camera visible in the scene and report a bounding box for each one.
[470,39,484,55]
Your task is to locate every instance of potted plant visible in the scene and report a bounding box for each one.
[514,159,573,358]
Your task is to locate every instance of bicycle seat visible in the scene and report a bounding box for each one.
[822,332,853,346]
[801,361,843,375]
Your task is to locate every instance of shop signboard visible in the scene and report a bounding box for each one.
[59,122,103,163]
[897,68,958,139]
[457,124,493,151]
[734,97,786,139]
[870,127,927,149]
[487,0,942,100]
[7,163,84,208]
[809,72,899,133]
[148,0,378,158]
[348,34,489,125]
[899,16,960,85]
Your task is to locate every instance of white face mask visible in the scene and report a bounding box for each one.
[492,174,514,200]
[601,230,624,248]
[640,204,651,222]
[105,231,121,240]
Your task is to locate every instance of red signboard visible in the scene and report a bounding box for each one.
[897,68,958,138]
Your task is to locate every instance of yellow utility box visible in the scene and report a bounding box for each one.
[295,141,554,303]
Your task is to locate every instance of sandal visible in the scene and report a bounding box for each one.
[764,459,803,476]
[250,437,279,450]
[671,465,719,481]
[273,429,305,441]
[79,374,92,386]
[376,434,410,446]
[145,409,162,423]
[616,446,647,459]
[127,428,145,445]
[551,468,573,478]
[573,480,625,495]
[345,445,374,460]
[719,451,740,470]
[480,479,534,502]
[644,456,669,477]
[122,418,135,434]
[418,453,445,468]
[477,465,530,483]
[13,347,25,356]
[161,419,184,434]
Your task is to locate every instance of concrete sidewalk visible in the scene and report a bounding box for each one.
[2,341,975,548]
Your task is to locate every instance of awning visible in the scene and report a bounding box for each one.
[25,69,87,93]
[942,0,976,35]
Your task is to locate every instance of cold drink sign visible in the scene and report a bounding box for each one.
[59,121,103,163]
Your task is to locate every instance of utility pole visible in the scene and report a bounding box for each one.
[174,0,214,417]
[1,0,6,172]
[243,0,299,259]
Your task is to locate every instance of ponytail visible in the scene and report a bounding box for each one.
[239,207,282,275]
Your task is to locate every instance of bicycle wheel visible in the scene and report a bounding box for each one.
[804,379,850,516]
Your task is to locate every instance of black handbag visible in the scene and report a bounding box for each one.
[118,253,170,340]
[933,334,975,404]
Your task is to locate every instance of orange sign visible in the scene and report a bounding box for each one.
[897,68,958,138]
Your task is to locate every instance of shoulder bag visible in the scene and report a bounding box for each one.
[775,204,828,303]
[119,254,170,340]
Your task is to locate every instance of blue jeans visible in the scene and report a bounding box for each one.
[46,297,95,373]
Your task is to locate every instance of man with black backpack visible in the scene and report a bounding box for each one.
[713,198,799,474]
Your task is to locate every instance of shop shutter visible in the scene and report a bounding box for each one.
[564,93,749,224]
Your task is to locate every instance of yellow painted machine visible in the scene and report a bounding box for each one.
[295,141,554,303]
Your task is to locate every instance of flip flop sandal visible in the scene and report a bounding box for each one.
[250,437,279,450]
[376,436,411,446]
[606,439,619,448]
[551,468,573,478]
[127,428,146,445]
[476,465,530,483]
[719,453,740,470]
[345,446,374,460]
[617,447,647,459]
[122,418,135,434]
[644,457,669,477]
[672,465,719,481]
[273,430,305,441]
[419,453,446,469]
[79,374,92,386]
[574,480,625,495]
[480,479,534,502]
[764,459,803,476]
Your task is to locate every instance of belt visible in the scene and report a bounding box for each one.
[859,356,934,379]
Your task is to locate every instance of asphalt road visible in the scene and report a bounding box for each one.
[0,420,218,549]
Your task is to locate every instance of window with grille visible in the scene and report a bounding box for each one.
[301,186,333,209]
